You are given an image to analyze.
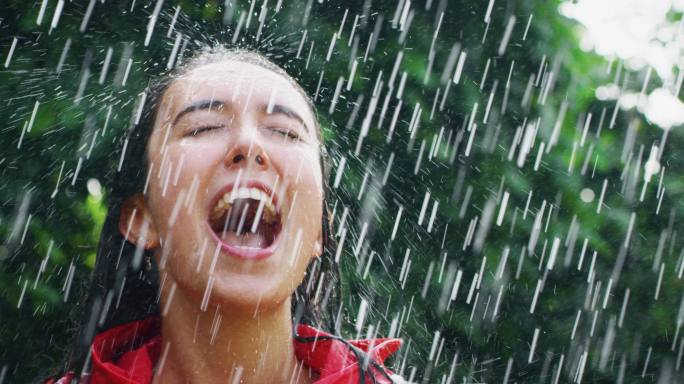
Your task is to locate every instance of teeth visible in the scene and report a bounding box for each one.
[212,187,278,224]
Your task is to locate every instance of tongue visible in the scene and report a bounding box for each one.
[221,230,269,248]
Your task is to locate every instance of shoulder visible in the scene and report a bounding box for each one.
[293,323,407,383]
[44,317,160,384]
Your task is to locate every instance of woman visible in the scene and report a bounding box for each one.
[46,48,404,384]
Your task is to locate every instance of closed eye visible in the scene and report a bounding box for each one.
[269,127,301,141]
[185,125,224,137]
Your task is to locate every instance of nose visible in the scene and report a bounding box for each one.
[224,130,270,170]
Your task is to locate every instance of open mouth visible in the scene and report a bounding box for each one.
[207,182,282,258]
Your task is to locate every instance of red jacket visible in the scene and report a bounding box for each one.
[46,317,404,384]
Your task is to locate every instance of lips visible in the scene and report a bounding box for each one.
[206,180,282,260]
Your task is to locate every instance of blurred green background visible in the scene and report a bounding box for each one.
[1,0,683,383]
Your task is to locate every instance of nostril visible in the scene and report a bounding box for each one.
[232,154,244,163]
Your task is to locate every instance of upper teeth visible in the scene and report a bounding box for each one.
[212,187,278,223]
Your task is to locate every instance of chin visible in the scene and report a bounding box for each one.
[208,273,291,312]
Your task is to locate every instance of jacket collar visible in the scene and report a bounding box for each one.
[84,316,402,384]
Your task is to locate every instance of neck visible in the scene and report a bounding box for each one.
[153,278,313,384]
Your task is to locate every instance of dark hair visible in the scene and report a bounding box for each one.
[63,47,342,376]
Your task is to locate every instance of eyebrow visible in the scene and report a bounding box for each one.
[268,104,310,134]
[172,99,226,127]
[172,99,310,133]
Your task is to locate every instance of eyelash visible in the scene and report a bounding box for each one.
[270,127,301,141]
[183,125,301,141]
[185,125,224,137]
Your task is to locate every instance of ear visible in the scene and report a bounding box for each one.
[119,193,160,249]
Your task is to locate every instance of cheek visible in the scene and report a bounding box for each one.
[148,142,224,233]
[286,157,324,241]
[281,158,323,228]
[273,146,323,250]
[279,144,323,187]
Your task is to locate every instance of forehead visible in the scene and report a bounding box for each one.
[161,60,314,123]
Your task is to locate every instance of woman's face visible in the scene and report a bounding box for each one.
[140,60,323,312]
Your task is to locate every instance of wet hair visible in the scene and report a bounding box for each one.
[62,47,343,376]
